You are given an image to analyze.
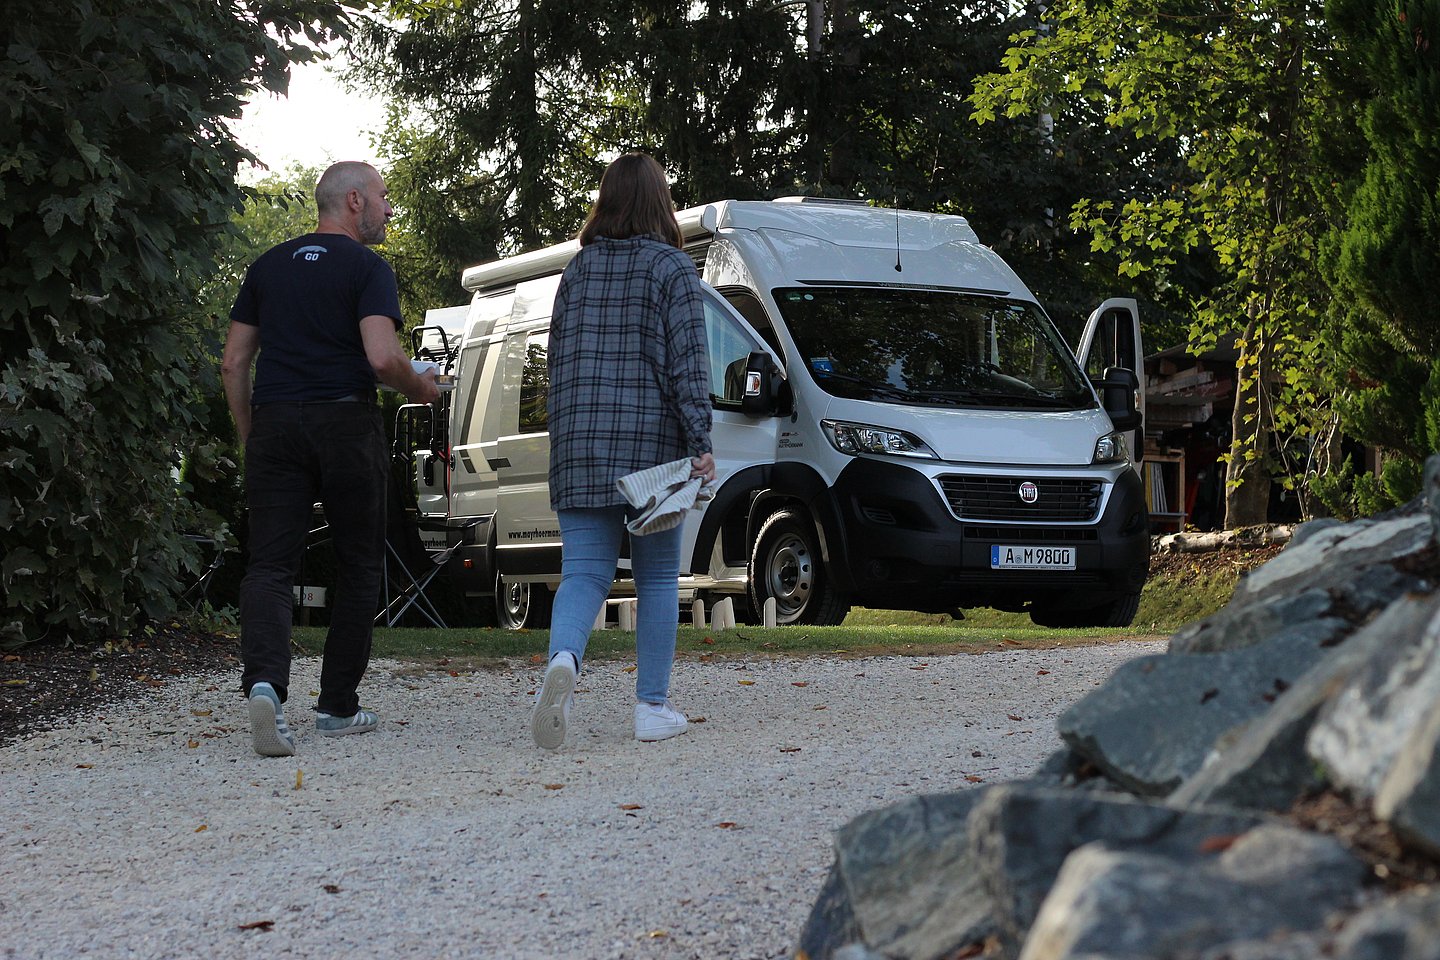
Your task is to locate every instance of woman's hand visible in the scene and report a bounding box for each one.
[691,451,716,482]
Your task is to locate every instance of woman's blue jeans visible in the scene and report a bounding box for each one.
[549,507,683,705]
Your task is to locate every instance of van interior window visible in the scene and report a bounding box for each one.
[772,287,1093,410]
[518,332,549,433]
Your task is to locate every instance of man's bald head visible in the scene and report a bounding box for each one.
[314,162,391,245]
[315,162,380,217]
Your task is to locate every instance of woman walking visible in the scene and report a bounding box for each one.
[532,152,715,750]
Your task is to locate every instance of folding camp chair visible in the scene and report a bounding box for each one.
[376,462,460,628]
[378,533,460,628]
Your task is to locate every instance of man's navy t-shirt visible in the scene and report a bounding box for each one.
[230,233,403,403]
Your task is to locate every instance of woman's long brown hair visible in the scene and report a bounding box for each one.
[578,153,683,249]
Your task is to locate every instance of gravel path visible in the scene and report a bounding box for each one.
[1,641,1162,960]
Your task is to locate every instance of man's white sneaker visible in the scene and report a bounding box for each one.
[634,700,688,742]
[531,653,577,751]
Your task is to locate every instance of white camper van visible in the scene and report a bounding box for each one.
[398,198,1149,629]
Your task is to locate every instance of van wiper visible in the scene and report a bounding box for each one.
[811,370,916,401]
[916,389,1075,409]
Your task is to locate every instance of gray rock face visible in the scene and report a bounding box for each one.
[796,862,861,960]
[1233,509,1431,605]
[797,454,1440,960]
[830,790,994,960]
[1334,887,1440,960]
[1171,598,1410,809]
[1017,825,1366,960]
[1309,591,1440,797]
[1168,588,1336,654]
[1375,697,1440,857]
[1059,624,1343,795]
[966,784,1262,957]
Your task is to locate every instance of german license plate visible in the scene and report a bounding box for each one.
[990,545,1075,571]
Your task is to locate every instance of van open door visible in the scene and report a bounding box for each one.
[1075,298,1145,467]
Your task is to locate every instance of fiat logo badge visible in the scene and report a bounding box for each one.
[1018,481,1039,504]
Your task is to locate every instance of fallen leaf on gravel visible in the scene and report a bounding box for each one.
[323,884,341,894]
[3,679,27,686]
[294,770,303,791]
[449,670,459,677]
[191,709,212,717]
[1007,715,1023,721]
[309,690,319,696]
[544,783,565,790]
[738,679,755,685]
[76,763,93,769]
[910,665,927,671]
[619,803,643,810]
[791,682,809,687]
[1198,834,1240,853]
[2,654,18,662]
[813,705,827,711]
[647,930,669,939]
[623,665,637,673]
[964,775,985,783]
[1037,669,1051,675]
[187,740,199,749]
[690,716,706,723]
[716,822,738,829]
[529,654,544,664]
[237,920,274,932]
[195,824,208,832]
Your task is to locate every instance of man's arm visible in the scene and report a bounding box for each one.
[360,315,440,405]
[220,320,261,442]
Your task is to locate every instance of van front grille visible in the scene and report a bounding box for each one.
[939,475,1103,523]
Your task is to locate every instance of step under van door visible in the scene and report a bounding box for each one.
[1075,298,1144,468]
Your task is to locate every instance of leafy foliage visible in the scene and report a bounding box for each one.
[971,0,1344,525]
[0,1,355,648]
[1317,0,1440,501]
[360,1,1179,338]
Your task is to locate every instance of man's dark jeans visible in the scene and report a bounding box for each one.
[240,400,387,717]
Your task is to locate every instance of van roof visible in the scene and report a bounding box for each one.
[459,198,983,293]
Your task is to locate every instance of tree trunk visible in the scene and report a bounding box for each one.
[1223,314,1273,528]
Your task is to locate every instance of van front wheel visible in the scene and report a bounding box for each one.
[749,508,850,626]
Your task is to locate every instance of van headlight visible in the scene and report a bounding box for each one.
[821,420,938,459]
[1093,431,1130,464]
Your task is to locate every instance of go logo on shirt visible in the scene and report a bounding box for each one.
[292,244,328,262]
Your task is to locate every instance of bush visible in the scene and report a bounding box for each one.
[0,1,352,648]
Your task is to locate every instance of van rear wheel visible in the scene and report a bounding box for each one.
[495,571,552,630]
[749,508,850,626]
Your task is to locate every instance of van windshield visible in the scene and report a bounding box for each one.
[772,287,1095,409]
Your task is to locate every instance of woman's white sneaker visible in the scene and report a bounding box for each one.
[634,700,688,742]
[532,653,577,750]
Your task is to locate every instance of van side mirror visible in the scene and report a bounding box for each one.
[1094,366,1142,433]
[740,351,785,417]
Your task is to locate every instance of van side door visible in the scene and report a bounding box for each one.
[490,278,564,581]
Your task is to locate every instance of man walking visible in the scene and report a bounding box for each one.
[221,161,438,757]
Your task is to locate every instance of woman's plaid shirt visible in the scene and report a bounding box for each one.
[547,235,713,510]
